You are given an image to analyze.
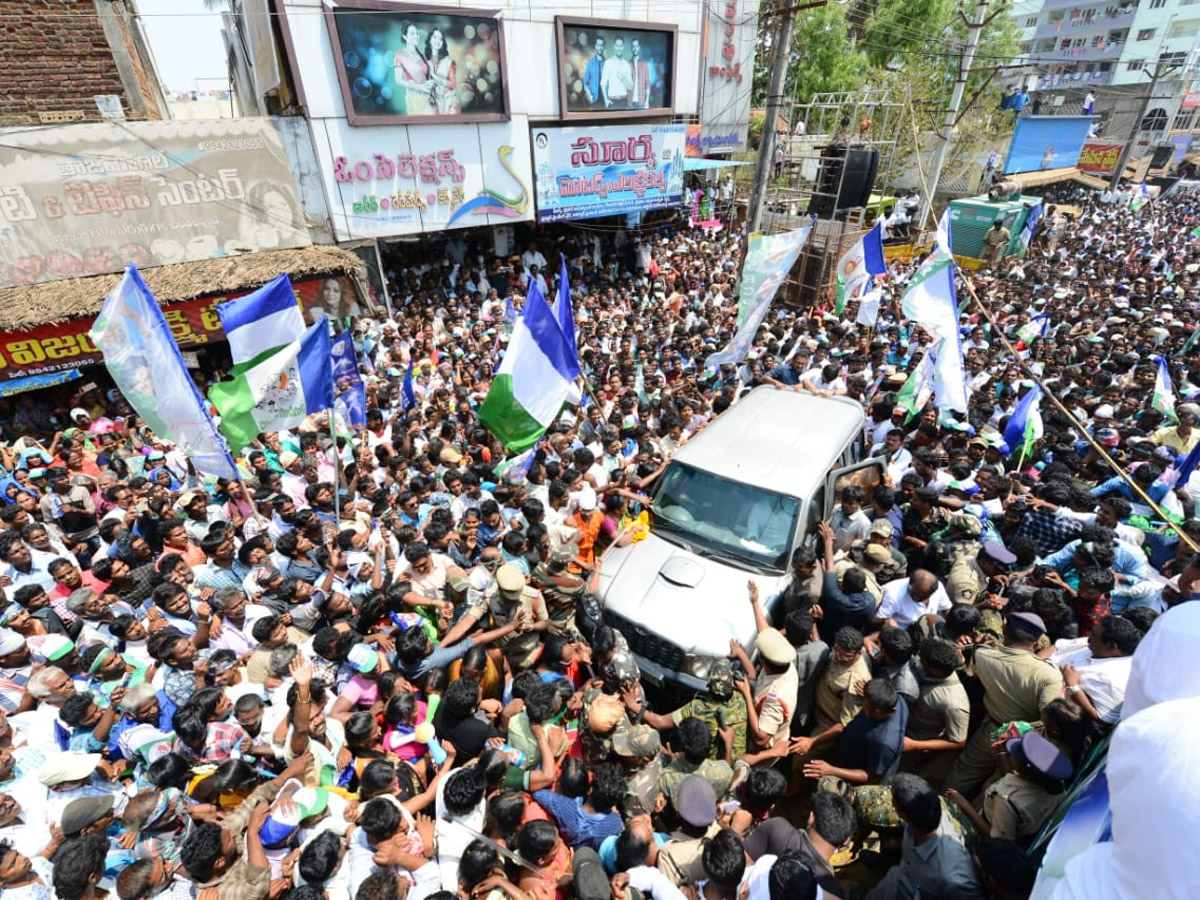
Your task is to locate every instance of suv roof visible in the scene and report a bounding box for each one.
[671,386,866,498]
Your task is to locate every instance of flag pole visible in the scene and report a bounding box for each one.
[329,409,341,527]
[961,278,1199,553]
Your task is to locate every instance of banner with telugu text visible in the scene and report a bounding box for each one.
[0,276,350,383]
[0,118,309,290]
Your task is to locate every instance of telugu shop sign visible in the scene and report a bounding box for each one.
[0,276,339,382]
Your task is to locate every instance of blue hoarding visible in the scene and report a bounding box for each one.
[532,124,687,223]
[1002,116,1094,174]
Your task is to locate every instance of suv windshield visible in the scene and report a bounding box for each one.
[651,461,799,571]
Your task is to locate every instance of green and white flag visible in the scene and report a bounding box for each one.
[478,281,575,453]
[1152,355,1177,422]
[835,275,848,316]
[1176,328,1200,358]
[1130,182,1151,212]
[894,350,936,423]
[208,320,333,453]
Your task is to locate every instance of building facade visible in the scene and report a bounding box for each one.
[0,0,168,125]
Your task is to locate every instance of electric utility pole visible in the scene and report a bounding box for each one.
[921,0,1004,229]
[746,0,825,238]
[1108,59,1179,190]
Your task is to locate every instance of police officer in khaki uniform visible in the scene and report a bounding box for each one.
[464,563,548,671]
[946,540,1016,606]
[945,611,1064,798]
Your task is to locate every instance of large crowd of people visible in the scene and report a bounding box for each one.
[0,181,1197,900]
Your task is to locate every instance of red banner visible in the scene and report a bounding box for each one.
[0,276,347,382]
[1077,141,1124,174]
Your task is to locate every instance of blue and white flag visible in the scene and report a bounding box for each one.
[856,284,884,328]
[1003,385,1043,461]
[331,331,367,429]
[1175,437,1200,485]
[900,258,968,414]
[401,360,417,412]
[1016,313,1050,344]
[495,446,537,483]
[1020,203,1043,250]
[553,254,581,380]
[836,222,887,306]
[90,266,238,479]
[217,273,305,367]
[1153,355,1176,421]
[503,296,518,326]
[935,208,953,260]
[208,320,334,452]
[706,223,813,370]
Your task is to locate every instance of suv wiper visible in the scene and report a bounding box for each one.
[702,548,760,571]
[648,508,697,553]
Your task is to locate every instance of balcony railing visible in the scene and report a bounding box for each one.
[1033,8,1134,41]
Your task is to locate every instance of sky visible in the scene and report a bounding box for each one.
[137,0,230,92]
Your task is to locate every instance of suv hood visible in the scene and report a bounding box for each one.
[597,532,786,658]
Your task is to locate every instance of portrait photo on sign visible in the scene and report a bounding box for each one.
[325,0,510,126]
[555,16,676,120]
[293,276,363,323]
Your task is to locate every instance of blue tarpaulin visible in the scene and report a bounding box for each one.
[0,369,82,398]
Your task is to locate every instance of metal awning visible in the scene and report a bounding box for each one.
[1009,166,1084,187]
[683,158,753,171]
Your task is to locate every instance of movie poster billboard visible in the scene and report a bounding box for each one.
[555,16,676,121]
[325,1,510,126]
[0,118,309,290]
[1002,116,1094,174]
[532,123,686,223]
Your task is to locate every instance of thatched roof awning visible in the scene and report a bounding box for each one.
[0,246,367,332]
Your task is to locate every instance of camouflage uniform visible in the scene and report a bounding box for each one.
[613,724,665,812]
[660,757,734,809]
[819,778,978,848]
[848,539,907,584]
[599,630,642,694]
[669,660,748,761]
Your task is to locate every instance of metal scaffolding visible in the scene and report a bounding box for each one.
[759,89,910,308]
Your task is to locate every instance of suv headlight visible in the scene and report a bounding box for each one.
[682,653,717,681]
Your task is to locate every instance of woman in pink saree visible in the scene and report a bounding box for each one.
[393,20,433,115]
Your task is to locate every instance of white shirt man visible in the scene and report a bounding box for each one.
[878,576,952,629]
[521,247,547,271]
[1050,637,1132,725]
[601,40,632,107]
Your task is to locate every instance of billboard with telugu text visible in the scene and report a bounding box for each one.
[698,0,759,153]
[0,118,310,290]
[532,123,687,223]
[0,276,344,383]
[1002,116,1094,175]
[310,116,534,240]
[1078,141,1124,175]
